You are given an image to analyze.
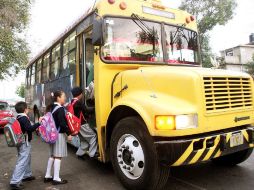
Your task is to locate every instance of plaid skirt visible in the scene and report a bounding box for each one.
[49,133,68,157]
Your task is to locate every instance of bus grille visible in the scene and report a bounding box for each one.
[203,77,253,113]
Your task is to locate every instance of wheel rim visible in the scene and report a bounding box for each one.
[117,134,145,180]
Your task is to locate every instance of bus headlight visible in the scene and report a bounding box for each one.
[175,114,198,130]
[155,114,198,130]
[155,116,175,130]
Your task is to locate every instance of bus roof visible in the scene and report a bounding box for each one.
[28,0,197,67]
[28,10,94,67]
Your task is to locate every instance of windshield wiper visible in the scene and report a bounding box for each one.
[131,14,159,57]
[131,14,154,38]
[170,25,187,46]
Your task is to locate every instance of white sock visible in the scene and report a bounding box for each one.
[53,159,61,181]
[45,157,54,178]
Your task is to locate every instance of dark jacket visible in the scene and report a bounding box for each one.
[51,104,70,135]
[71,98,95,125]
[17,115,40,142]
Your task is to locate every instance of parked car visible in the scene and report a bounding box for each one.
[0,101,14,130]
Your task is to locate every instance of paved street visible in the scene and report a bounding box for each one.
[0,132,254,190]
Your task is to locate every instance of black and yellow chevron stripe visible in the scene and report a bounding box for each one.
[172,129,254,167]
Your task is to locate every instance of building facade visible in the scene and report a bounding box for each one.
[220,34,254,72]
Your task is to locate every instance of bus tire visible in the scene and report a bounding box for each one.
[110,117,170,190]
[212,148,253,166]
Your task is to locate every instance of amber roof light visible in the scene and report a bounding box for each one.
[120,2,127,10]
[108,0,115,4]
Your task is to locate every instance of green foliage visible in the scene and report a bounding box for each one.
[0,0,31,80]
[200,35,213,68]
[180,0,237,67]
[245,55,254,77]
[217,57,226,69]
[16,83,25,98]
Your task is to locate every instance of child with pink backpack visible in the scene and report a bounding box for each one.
[43,90,72,186]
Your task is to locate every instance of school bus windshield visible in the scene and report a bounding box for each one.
[102,17,163,62]
[102,17,199,65]
[165,24,199,65]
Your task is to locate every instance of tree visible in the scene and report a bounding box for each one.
[217,57,226,69]
[201,34,213,68]
[16,83,25,98]
[245,55,254,77]
[0,0,31,80]
[180,0,237,67]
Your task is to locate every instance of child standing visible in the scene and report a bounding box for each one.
[10,102,42,190]
[44,90,72,185]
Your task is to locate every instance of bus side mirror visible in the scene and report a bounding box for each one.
[92,18,103,46]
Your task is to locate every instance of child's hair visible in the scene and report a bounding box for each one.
[45,104,52,112]
[15,101,28,113]
[52,90,64,102]
[46,90,65,112]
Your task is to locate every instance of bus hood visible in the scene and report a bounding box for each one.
[138,66,251,79]
[118,66,254,137]
[120,65,253,115]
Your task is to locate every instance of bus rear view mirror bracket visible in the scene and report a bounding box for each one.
[92,18,103,46]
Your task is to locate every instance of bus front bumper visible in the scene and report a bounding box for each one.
[154,127,254,167]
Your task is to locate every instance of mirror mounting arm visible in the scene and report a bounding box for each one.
[94,47,100,55]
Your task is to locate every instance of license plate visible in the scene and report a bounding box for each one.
[230,133,244,147]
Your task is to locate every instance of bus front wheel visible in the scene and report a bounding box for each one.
[110,117,170,190]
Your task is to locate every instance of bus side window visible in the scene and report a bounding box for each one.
[62,32,76,75]
[42,53,50,82]
[31,63,35,86]
[84,38,95,111]
[36,58,42,83]
[26,67,30,87]
[51,44,60,80]
[62,32,76,87]
[85,39,94,86]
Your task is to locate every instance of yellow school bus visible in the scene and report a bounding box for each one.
[26,0,254,189]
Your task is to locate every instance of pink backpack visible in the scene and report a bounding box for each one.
[38,106,60,144]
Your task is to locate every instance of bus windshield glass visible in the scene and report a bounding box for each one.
[165,25,199,65]
[102,17,163,62]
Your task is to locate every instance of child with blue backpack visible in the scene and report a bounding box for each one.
[44,90,72,185]
[10,102,42,190]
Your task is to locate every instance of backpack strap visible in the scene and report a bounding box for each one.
[80,112,86,123]
[52,105,61,114]
[16,114,29,138]
[71,98,79,106]
[71,99,86,123]
[51,106,62,133]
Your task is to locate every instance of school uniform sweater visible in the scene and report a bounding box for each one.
[51,103,71,135]
[17,114,40,142]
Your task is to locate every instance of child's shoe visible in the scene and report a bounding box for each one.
[10,184,24,190]
[52,179,68,185]
[44,177,53,183]
[22,176,36,182]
